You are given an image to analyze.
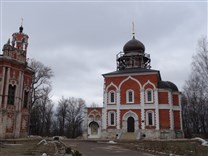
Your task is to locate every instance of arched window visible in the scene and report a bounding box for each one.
[8,84,16,105]
[145,89,153,103]
[126,90,134,103]
[23,91,29,108]
[108,91,115,104]
[146,111,154,126]
[108,111,116,126]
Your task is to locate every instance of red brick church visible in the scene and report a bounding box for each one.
[84,32,183,139]
[0,25,33,138]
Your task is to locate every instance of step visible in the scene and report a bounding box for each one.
[120,132,137,140]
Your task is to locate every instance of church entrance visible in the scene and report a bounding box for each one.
[127,117,135,132]
[89,121,99,135]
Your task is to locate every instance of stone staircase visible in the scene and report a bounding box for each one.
[120,132,137,140]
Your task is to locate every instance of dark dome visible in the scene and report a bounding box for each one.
[158,81,178,91]
[2,43,13,51]
[123,36,145,53]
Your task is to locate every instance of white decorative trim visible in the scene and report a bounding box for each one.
[144,105,155,109]
[179,93,183,131]
[123,111,139,120]
[106,82,118,92]
[143,80,156,89]
[169,110,174,130]
[154,89,160,130]
[126,89,134,103]
[122,110,139,131]
[88,121,101,138]
[120,104,141,109]
[88,109,102,119]
[118,76,142,90]
[108,111,116,126]
[108,90,116,104]
[173,106,181,111]
[145,89,154,103]
[158,89,170,92]
[158,104,170,109]
[0,67,6,106]
[106,105,117,109]
[168,91,174,130]
[116,90,120,129]
[102,107,107,129]
[146,110,155,126]
[5,68,10,107]
[104,72,158,78]
[141,89,145,129]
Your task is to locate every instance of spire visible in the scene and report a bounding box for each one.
[19,18,24,33]
[7,38,10,45]
[132,21,135,38]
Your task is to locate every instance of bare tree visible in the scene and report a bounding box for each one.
[55,97,85,138]
[28,59,54,135]
[29,59,53,108]
[56,97,69,136]
[30,87,54,136]
[66,97,85,138]
[90,102,100,107]
[183,37,208,138]
[45,101,54,136]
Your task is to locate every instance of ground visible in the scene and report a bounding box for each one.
[0,138,208,156]
[62,139,157,156]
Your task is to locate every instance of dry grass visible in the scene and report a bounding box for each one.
[119,140,208,156]
[0,139,56,156]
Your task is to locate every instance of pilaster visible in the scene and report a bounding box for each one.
[154,88,160,130]
[116,89,120,129]
[141,88,145,129]
[179,93,183,131]
[4,67,10,108]
[103,91,107,129]
[168,91,174,130]
[0,67,6,106]
[14,111,21,138]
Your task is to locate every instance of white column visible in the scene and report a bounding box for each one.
[116,89,120,129]
[168,91,174,130]
[18,71,24,111]
[4,68,10,108]
[102,91,107,129]
[0,67,6,106]
[16,70,22,111]
[14,112,21,138]
[179,93,183,131]
[141,89,145,129]
[154,89,160,130]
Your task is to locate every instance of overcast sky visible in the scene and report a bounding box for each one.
[0,0,207,106]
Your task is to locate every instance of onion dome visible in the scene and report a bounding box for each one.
[123,36,145,53]
[19,25,23,33]
[158,81,178,91]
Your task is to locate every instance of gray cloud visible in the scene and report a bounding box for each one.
[1,1,207,105]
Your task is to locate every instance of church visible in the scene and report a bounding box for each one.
[0,25,33,138]
[84,31,183,140]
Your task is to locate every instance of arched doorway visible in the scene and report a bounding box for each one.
[127,117,135,132]
[89,121,99,135]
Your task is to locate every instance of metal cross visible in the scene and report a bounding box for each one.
[21,18,24,26]
[132,21,135,37]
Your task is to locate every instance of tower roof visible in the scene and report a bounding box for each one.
[158,81,178,91]
[123,36,145,53]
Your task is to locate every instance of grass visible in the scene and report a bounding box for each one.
[0,139,56,156]
[119,140,208,156]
